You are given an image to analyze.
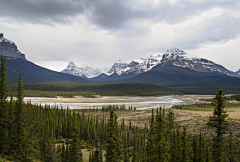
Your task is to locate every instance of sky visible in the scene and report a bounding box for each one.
[0,0,240,72]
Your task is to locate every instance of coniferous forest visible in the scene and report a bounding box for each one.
[0,55,240,162]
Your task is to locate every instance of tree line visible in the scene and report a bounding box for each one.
[0,55,239,161]
[7,82,181,96]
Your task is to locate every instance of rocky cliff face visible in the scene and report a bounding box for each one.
[0,33,26,59]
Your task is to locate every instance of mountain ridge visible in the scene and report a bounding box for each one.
[63,47,237,81]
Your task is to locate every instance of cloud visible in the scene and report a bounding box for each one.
[0,0,86,24]
[1,0,239,28]
[1,0,240,71]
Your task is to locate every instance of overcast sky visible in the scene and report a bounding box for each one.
[0,0,240,72]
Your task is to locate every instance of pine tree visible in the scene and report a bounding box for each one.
[65,139,70,162]
[69,111,83,162]
[198,130,206,162]
[99,144,103,162]
[8,94,14,155]
[207,88,229,162]
[226,132,238,162]
[11,73,34,161]
[105,108,121,162]
[89,151,92,162]
[132,128,140,162]
[175,127,182,161]
[181,127,191,162]
[191,135,198,162]
[123,132,130,162]
[205,143,211,162]
[149,108,170,162]
[146,109,154,160]
[167,109,175,131]
[61,143,65,162]
[0,54,9,154]
[142,130,146,162]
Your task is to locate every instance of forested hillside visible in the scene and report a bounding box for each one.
[8,82,181,97]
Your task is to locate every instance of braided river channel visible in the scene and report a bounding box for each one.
[23,95,215,110]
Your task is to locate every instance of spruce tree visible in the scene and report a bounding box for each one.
[8,94,14,155]
[198,130,206,162]
[146,109,154,160]
[105,108,121,162]
[132,128,140,162]
[61,143,65,162]
[181,127,191,162]
[69,111,83,162]
[149,108,170,162]
[99,144,103,162]
[0,54,9,154]
[89,151,92,162]
[191,135,198,162]
[226,132,238,162]
[167,109,175,131]
[123,132,130,162]
[207,88,229,162]
[11,73,34,161]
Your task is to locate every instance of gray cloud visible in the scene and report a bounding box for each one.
[1,0,240,71]
[176,14,240,50]
[0,0,86,24]
[1,0,239,27]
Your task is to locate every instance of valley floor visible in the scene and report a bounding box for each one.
[23,95,216,109]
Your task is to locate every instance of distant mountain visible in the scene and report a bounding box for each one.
[0,33,86,82]
[6,57,87,82]
[110,48,236,77]
[119,65,240,95]
[235,69,240,77]
[89,47,237,81]
[0,33,26,59]
[61,61,102,79]
[155,48,236,77]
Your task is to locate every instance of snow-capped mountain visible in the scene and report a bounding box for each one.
[106,47,237,78]
[0,33,26,59]
[63,48,237,80]
[235,69,240,77]
[61,61,102,78]
[107,55,163,76]
[158,48,237,77]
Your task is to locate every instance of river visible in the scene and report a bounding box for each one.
[23,95,215,110]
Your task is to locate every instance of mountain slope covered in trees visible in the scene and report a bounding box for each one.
[5,57,87,82]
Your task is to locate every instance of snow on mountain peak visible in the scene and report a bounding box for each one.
[62,47,238,79]
[68,61,76,67]
[235,69,240,77]
[62,61,102,78]
[165,47,186,55]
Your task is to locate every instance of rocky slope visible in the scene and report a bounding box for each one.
[0,33,26,59]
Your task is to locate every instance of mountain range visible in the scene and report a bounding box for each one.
[1,32,240,93]
[62,47,239,81]
[61,61,102,79]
